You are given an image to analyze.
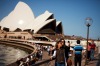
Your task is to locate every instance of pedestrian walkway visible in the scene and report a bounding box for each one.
[81,59,97,66]
[35,50,98,66]
[35,50,55,66]
[81,46,99,66]
[81,53,98,66]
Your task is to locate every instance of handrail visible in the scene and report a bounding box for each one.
[0,38,56,66]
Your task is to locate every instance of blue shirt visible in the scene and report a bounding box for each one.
[74,44,83,54]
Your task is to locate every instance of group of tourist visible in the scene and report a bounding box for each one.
[87,40,100,66]
[51,39,84,66]
[16,38,100,66]
[50,39,100,66]
[17,53,38,66]
[17,45,43,66]
[87,40,96,61]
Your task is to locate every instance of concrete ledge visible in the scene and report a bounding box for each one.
[0,39,35,53]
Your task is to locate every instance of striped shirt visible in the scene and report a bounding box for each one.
[74,44,83,54]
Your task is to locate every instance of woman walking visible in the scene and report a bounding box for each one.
[51,40,65,66]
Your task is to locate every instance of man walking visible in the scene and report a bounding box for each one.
[90,40,96,60]
[74,40,83,66]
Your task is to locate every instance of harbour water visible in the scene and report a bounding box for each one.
[0,44,29,66]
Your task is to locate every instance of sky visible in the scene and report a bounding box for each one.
[0,0,100,39]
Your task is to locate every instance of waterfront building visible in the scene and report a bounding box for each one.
[0,1,64,40]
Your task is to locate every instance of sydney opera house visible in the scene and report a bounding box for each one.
[0,1,64,40]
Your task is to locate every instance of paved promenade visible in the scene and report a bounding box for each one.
[81,59,97,66]
[36,50,55,66]
[81,55,98,66]
[36,51,98,66]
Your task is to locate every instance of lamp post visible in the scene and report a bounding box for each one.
[85,17,93,65]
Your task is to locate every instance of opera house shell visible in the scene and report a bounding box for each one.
[0,1,63,35]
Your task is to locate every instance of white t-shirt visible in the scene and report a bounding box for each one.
[26,57,29,63]
[52,50,56,57]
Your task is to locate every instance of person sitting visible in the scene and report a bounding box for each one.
[19,58,25,66]
[25,56,31,66]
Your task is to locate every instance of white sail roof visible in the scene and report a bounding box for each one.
[0,1,63,34]
[24,11,53,30]
[56,21,61,26]
[34,19,56,33]
[0,1,35,31]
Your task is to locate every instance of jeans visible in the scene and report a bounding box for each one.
[74,54,82,66]
[87,51,91,59]
[90,49,95,60]
[96,54,100,66]
[56,62,65,66]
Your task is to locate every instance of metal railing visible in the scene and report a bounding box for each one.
[0,38,56,66]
